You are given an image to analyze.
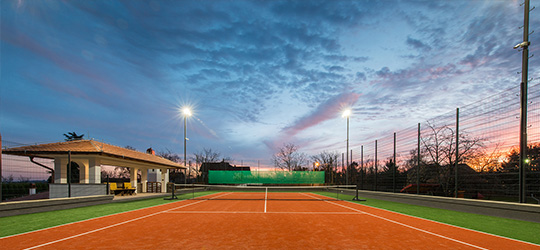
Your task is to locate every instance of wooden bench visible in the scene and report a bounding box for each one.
[109,182,136,196]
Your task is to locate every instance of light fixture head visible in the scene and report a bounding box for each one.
[342,109,351,118]
[514,41,530,49]
[182,107,192,117]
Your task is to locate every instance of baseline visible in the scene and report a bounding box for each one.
[19,193,232,250]
[302,193,539,249]
[1,191,231,240]
[165,211,362,214]
[339,196,540,248]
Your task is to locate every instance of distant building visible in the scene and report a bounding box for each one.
[200,161,250,183]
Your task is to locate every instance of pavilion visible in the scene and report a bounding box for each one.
[2,139,185,198]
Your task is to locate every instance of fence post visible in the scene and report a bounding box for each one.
[341,152,344,185]
[455,108,459,198]
[393,132,396,193]
[350,149,353,186]
[375,140,378,191]
[417,123,420,195]
[361,145,364,190]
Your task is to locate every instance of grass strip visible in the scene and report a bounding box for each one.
[1,191,538,246]
[316,192,540,245]
[0,194,192,237]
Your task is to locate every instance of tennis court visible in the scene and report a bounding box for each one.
[1,187,539,250]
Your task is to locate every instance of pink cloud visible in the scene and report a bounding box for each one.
[266,92,361,150]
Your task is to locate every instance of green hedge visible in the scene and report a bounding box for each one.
[2,182,49,201]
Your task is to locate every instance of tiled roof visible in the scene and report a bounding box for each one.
[3,140,184,169]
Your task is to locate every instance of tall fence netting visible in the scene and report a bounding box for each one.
[351,83,540,203]
[1,141,53,201]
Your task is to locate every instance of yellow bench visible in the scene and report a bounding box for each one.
[109,182,136,195]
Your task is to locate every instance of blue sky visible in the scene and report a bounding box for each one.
[1,0,539,167]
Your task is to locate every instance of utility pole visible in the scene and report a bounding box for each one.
[516,0,532,203]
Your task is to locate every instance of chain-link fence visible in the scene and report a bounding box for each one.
[1,141,53,201]
[3,82,540,203]
[351,83,540,203]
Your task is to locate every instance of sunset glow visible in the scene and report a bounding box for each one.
[1,0,539,168]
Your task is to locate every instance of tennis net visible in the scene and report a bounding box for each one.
[171,184,357,201]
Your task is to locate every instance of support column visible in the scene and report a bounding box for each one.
[54,157,68,183]
[162,169,169,193]
[88,158,102,184]
[141,169,148,193]
[130,167,139,193]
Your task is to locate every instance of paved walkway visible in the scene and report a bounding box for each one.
[112,192,170,202]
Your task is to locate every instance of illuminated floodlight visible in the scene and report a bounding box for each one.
[182,107,192,117]
[342,109,351,118]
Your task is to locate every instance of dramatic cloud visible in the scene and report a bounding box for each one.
[2,0,538,166]
[406,36,432,51]
[283,92,361,137]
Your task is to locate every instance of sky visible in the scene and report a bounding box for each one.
[1,0,539,168]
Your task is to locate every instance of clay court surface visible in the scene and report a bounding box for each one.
[1,192,539,250]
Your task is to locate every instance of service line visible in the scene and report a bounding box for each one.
[301,193,489,250]
[23,193,232,250]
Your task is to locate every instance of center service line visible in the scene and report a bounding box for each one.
[264,187,268,213]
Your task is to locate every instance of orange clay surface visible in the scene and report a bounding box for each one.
[1,192,539,250]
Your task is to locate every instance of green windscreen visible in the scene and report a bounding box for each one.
[208,171,325,184]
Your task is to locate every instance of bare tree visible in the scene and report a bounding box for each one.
[273,143,307,171]
[311,151,339,183]
[113,167,130,179]
[194,148,224,165]
[193,148,230,181]
[311,151,339,171]
[465,143,504,173]
[157,149,183,183]
[421,122,483,167]
[406,122,484,196]
[158,149,182,163]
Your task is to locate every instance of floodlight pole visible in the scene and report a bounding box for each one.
[518,0,531,203]
[346,114,349,186]
[184,115,187,185]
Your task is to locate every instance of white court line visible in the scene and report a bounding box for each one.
[264,187,268,213]
[301,193,490,250]
[23,193,232,250]
[2,200,191,239]
[339,198,540,248]
[1,192,224,240]
[166,211,362,214]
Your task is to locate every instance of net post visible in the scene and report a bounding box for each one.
[352,182,366,201]
[164,182,178,200]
